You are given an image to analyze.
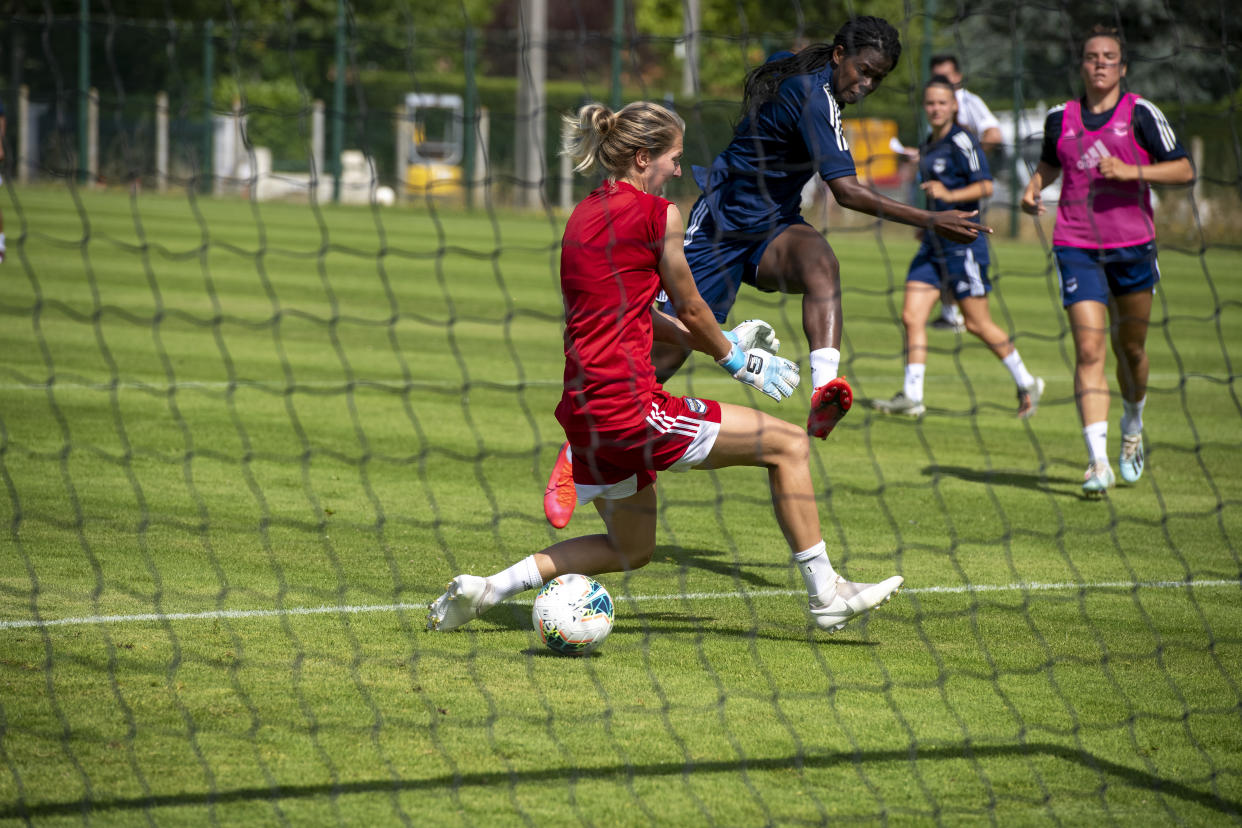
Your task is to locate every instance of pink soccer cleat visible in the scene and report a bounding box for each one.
[543,442,576,529]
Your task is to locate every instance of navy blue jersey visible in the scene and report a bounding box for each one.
[692,52,856,234]
[1039,95,1187,168]
[917,124,991,264]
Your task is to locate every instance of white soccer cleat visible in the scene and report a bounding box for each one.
[1017,377,1045,420]
[426,574,497,631]
[1119,432,1144,484]
[809,575,904,632]
[1082,461,1116,496]
[872,391,925,417]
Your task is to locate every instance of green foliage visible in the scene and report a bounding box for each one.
[7,2,1239,191]
[926,0,1242,103]
[633,0,918,98]
[214,75,318,165]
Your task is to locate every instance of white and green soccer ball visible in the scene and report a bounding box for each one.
[532,574,614,656]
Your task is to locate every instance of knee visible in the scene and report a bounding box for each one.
[901,306,924,331]
[616,538,655,571]
[963,317,988,338]
[1076,350,1106,374]
[797,249,841,297]
[768,421,810,469]
[1116,340,1147,365]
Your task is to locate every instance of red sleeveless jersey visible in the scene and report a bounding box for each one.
[555,180,671,437]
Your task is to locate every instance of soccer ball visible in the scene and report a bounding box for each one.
[374,185,396,207]
[532,574,614,656]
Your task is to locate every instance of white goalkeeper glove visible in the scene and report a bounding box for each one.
[725,319,781,353]
[717,344,800,401]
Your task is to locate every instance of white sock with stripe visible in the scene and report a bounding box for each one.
[793,541,838,603]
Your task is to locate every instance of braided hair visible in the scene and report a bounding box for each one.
[739,16,902,122]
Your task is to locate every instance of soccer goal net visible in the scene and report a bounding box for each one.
[1,3,1239,823]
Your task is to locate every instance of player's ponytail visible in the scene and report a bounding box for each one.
[561,101,685,180]
[561,103,614,174]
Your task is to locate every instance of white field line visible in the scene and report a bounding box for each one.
[2,579,1237,631]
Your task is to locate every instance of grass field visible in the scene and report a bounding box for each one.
[1,185,1240,825]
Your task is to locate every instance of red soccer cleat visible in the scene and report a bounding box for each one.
[807,377,853,439]
[543,442,576,529]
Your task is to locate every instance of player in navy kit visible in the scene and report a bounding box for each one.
[873,76,1044,419]
[649,16,989,441]
[546,17,988,530]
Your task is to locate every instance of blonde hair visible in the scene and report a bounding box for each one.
[560,101,685,179]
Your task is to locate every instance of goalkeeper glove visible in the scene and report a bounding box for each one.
[717,344,800,401]
[724,319,780,353]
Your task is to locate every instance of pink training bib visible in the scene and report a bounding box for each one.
[1053,92,1155,249]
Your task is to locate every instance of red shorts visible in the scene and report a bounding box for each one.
[567,390,722,503]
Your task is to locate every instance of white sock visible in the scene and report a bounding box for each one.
[793,541,838,602]
[1121,396,1146,435]
[1083,421,1109,465]
[810,347,841,389]
[489,555,544,603]
[0,232,6,250]
[1002,350,1036,390]
[903,363,926,402]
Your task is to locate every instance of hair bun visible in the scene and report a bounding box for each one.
[596,109,617,136]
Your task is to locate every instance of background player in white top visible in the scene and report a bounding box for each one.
[930,54,1003,154]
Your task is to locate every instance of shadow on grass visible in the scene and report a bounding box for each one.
[464,544,786,634]
[652,545,789,587]
[6,742,1237,820]
[476,603,873,646]
[923,464,1078,497]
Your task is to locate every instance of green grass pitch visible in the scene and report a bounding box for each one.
[1,185,1239,825]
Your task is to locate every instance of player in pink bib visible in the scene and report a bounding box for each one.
[428,101,903,636]
[1021,24,1192,496]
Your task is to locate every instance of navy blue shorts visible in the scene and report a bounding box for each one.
[1053,242,1160,307]
[907,245,991,299]
[660,197,808,323]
